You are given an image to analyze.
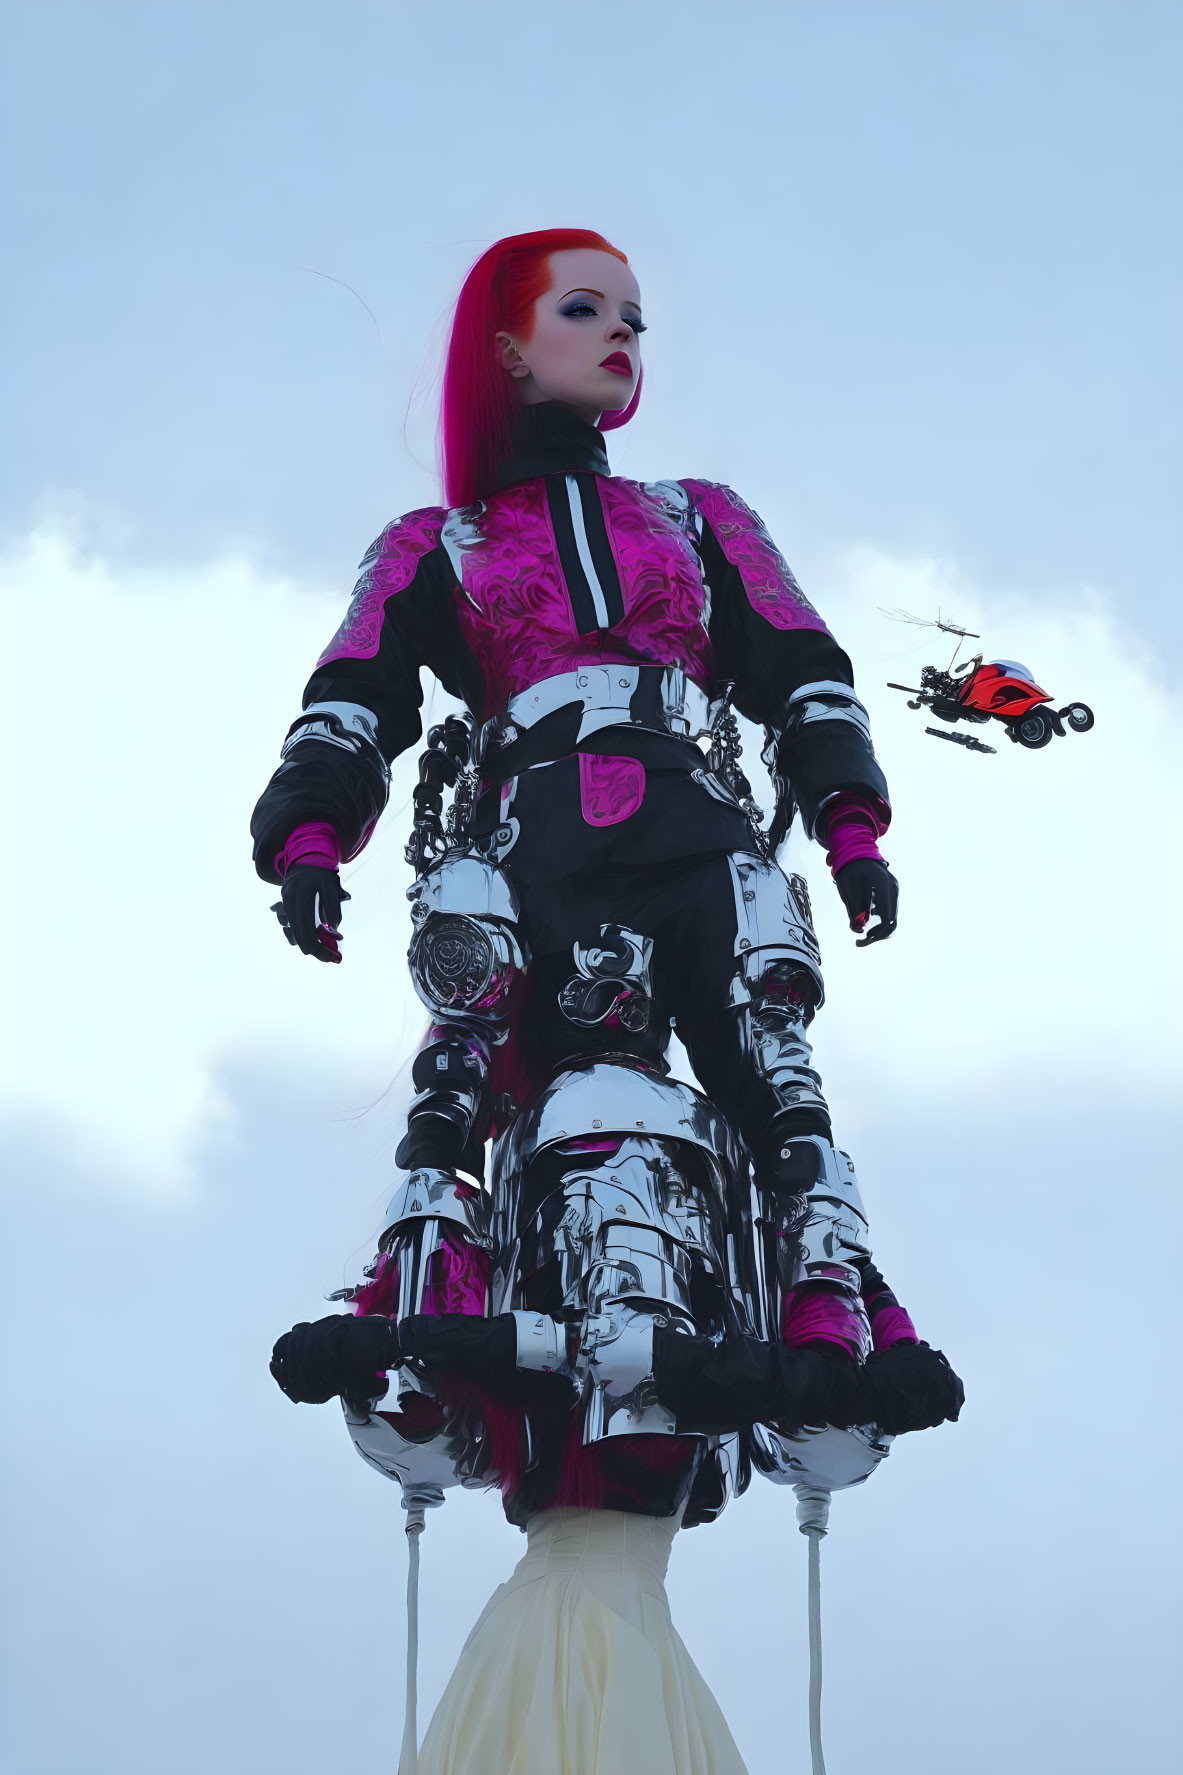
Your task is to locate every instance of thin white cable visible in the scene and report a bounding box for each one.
[794,1484,831,1775]
[398,1503,427,1775]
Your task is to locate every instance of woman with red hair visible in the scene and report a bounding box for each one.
[259,230,958,1772]
[254,227,897,1181]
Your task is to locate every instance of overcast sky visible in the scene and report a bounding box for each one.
[2,5,1180,1773]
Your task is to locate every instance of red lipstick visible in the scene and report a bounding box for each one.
[599,352,633,376]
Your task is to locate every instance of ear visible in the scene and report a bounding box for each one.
[494,331,530,378]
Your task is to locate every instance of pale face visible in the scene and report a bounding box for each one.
[495,247,644,426]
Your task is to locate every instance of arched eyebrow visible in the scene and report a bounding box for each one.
[559,287,643,314]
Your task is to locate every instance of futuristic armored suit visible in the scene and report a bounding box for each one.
[257,401,951,1513]
[252,402,889,1180]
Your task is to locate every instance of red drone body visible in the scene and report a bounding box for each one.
[887,632,1094,754]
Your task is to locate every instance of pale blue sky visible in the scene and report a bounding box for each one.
[3,2,1180,643]
[2,6,1180,1773]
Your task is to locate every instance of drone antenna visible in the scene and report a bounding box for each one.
[878,606,980,641]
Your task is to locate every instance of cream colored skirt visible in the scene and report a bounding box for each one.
[417,1507,748,1775]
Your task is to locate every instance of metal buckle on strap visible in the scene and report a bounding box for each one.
[503,666,714,746]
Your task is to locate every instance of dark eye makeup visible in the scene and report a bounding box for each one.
[560,299,647,333]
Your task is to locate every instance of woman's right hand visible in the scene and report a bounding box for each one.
[270,864,350,963]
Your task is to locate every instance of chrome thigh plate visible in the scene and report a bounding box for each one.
[339,1172,496,1499]
[755,1136,872,1350]
[728,854,829,1131]
[490,1061,760,1443]
[728,852,824,1012]
[407,854,528,1031]
[379,1168,492,1315]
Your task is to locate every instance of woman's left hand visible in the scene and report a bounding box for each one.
[835,857,898,946]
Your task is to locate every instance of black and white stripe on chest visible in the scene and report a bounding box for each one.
[543,473,626,635]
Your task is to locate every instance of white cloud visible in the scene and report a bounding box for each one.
[767,540,1181,1126]
[4,524,1178,1194]
[3,523,429,1192]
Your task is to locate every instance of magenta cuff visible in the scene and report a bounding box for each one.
[820,792,889,880]
[274,820,342,878]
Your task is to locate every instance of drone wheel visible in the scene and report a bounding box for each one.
[1062,702,1095,733]
[1015,711,1054,749]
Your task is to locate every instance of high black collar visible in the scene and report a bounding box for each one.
[493,401,611,490]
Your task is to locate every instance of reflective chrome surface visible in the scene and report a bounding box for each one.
[522,1140,719,1312]
[406,856,527,1026]
[753,1136,872,1349]
[383,1169,493,1246]
[342,1393,498,1495]
[748,1421,892,1492]
[727,852,824,1003]
[496,1060,739,1187]
[399,1029,491,1171]
[578,1303,682,1441]
[792,1138,870,1279]
[504,664,714,747]
[488,1063,761,1444]
[511,1310,569,1375]
[379,1170,492,1329]
[784,680,874,744]
[440,501,488,585]
[559,925,654,1032]
[281,700,386,765]
[408,853,522,925]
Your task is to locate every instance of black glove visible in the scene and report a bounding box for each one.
[856,1341,965,1433]
[835,857,898,946]
[653,1330,863,1434]
[270,865,350,964]
[398,1313,517,1384]
[269,1313,401,1406]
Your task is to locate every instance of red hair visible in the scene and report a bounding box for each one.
[438,228,642,509]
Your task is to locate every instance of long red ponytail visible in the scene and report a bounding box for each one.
[438,228,640,510]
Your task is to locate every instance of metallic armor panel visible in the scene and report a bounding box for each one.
[489,1063,762,1445]
[491,1064,751,1332]
[342,1393,500,1500]
[382,1168,493,1248]
[511,1310,570,1375]
[406,855,527,1026]
[504,663,715,747]
[754,1137,873,1352]
[724,854,829,1132]
[281,700,386,764]
[558,925,654,1032]
[727,852,824,1005]
[378,1169,492,1335]
[495,1060,740,1190]
[748,1421,892,1493]
[783,680,874,745]
[578,1303,684,1441]
[440,500,488,586]
[408,854,522,925]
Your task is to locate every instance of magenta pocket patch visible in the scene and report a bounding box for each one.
[578,753,645,826]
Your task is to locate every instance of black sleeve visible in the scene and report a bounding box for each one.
[250,508,462,884]
[687,480,891,838]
